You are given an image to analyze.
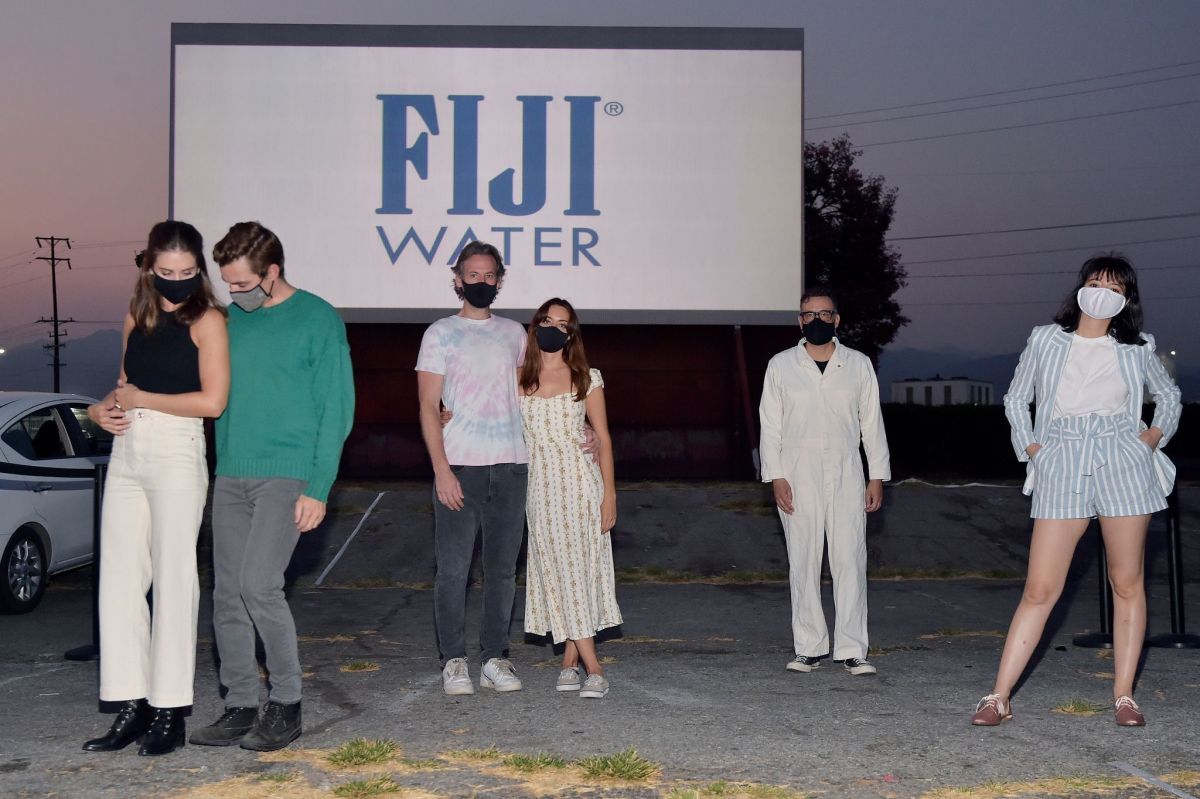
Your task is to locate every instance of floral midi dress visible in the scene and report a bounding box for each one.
[521,368,622,643]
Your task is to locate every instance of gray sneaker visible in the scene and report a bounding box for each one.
[442,657,474,696]
[480,658,522,692]
[556,666,583,692]
[579,674,609,699]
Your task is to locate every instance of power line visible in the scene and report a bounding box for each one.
[811,58,1200,120]
[906,262,1200,279]
[34,236,72,393]
[71,239,143,250]
[859,98,1200,148]
[0,247,36,263]
[901,293,1200,307]
[0,321,40,339]
[904,234,1200,265]
[0,274,48,291]
[891,211,1200,242]
[887,162,1200,178]
[810,70,1200,131]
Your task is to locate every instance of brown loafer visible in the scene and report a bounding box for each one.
[971,693,1012,726]
[1114,695,1145,727]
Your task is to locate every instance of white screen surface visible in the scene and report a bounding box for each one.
[172,26,803,323]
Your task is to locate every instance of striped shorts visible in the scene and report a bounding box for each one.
[1029,413,1167,520]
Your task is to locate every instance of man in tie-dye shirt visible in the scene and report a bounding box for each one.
[416,241,529,696]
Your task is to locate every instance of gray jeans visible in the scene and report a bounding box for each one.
[211,476,305,707]
[434,463,528,664]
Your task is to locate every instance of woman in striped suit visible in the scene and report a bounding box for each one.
[972,255,1181,728]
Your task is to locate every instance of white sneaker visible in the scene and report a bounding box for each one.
[786,655,821,673]
[556,666,583,692]
[442,657,474,695]
[843,657,877,676]
[579,674,609,699]
[480,658,523,692]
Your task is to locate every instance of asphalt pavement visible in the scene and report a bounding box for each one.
[1,482,1197,799]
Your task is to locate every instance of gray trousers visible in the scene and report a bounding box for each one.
[211,476,305,707]
[433,463,528,664]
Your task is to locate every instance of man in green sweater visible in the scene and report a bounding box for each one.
[190,221,354,752]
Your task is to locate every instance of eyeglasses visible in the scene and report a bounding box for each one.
[800,310,835,323]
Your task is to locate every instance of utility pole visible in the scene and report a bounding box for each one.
[35,236,73,392]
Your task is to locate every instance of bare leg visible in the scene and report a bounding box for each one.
[1099,513,1150,699]
[990,517,1091,698]
[571,636,603,676]
[561,640,579,670]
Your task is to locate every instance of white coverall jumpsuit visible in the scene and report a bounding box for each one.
[758,339,891,660]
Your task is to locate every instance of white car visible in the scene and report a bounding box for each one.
[0,392,111,613]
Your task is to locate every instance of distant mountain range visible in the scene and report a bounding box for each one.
[878,346,1198,403]
[0,328,122,399]
[1,330,1195,405]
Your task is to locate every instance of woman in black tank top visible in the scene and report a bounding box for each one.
[82,221,229,757]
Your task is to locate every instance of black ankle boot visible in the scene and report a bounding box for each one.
[82,699,153,752]
[137,707,186,756]
[240,700,302,752]
[189,706,258,747]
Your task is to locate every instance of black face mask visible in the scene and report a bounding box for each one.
[802,318,836,346]
[535,325,569,353]
[461,281,498,308]
[154,273,203,305]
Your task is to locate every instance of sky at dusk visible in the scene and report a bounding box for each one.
[2,1,1199,391]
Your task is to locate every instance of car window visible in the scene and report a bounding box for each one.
[65,404,113,457]
[1,407,72,460]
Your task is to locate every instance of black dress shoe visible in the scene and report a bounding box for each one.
[189,706,258,746]
[137,707,186,756]
[240,700,302,752]
[82,699,153,752]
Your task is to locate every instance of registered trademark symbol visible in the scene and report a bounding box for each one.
[604,101,624,116]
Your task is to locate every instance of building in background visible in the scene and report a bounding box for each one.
[892,376,993,406]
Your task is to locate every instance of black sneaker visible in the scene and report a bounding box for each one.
[240,701,302,752]
[785,655,821,673]
[843,657,877,676]
[189,706,258,747]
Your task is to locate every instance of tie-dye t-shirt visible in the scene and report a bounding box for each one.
[415,314,529,466]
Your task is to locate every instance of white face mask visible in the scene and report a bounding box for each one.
[1076,286,1127,320]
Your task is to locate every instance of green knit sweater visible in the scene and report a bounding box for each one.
[215,289,355,502]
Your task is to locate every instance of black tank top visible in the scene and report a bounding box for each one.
[123,310,202,395]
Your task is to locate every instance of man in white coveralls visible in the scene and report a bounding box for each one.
[758,286,891,676]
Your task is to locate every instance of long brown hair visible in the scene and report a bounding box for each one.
[520,298,591,401]
[130,220,225,333]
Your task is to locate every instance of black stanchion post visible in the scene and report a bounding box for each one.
[1073,519,1114,649]
[64,462,105,662]
[1147,491,1200,649]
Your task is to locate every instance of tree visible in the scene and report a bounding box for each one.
[805,135,907,364]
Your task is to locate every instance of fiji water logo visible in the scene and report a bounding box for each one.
[375,95,614,267]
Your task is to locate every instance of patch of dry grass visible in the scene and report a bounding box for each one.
[327,738,398,767]
[923,774,1138,798]
[1051,698,1107,716]
[339,660,381,673]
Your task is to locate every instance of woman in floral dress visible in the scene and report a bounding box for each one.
[520,298,621,698]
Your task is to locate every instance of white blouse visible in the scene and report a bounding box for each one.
[1052,333,1129,419]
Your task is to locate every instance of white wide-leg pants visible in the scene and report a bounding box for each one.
[778,449,868,661]
[98,409,207,708]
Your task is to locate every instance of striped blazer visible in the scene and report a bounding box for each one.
[1003,324,1182,496]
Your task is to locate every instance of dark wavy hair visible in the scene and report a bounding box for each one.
[1053,254,1145,346]
[130,220,225,333]
[451,240,506,300]
[520,298,591,402]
